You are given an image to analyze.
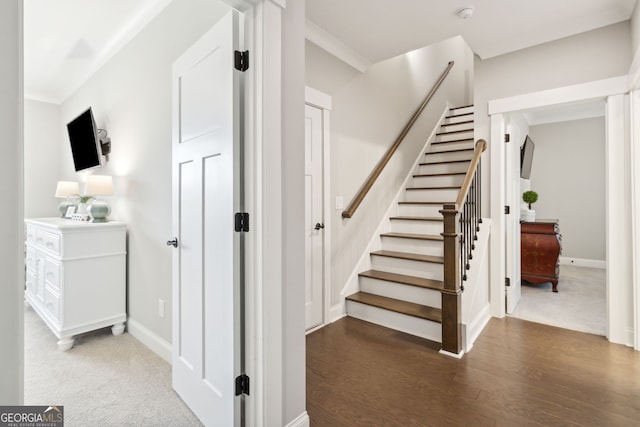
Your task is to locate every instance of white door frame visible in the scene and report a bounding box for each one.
[305,86,332,331]
[223,1,308,426]
[488,76,635,347]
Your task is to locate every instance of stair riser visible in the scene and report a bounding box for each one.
[404,188,459,202]
[380,236,443,257]
[429,141,475,153]
[359,276,442,308]
[412,174,464,187]
[346,301,442,342]
[434,131,474,143]
[390,219,443,235]
[444,114,473,125]
[450,106,474,116]
[397,204,445,217]
[439,122,473,133]
[371,255,443,281]
[424,151,474,163]
[417,162,470,175]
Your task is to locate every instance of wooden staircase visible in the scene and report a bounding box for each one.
[346,105,474,344]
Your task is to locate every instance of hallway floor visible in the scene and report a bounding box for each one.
[307,316,640,426]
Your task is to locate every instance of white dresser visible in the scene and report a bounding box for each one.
[24,218,127,350]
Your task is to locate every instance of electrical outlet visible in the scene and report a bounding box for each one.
[158,299,165,318]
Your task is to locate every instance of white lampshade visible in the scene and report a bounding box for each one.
[85,175,114,197]
[55,181,80,198]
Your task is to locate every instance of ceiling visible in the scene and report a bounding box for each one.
[24,0,172,104]
[24,0,637,104]
[306,0,637,64]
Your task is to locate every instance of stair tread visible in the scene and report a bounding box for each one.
[436,129,474,136]
[398,201,453,205]
[380,232,443,241]
[420,159,471,166]
[441,120,473,127]
[432,138,474,145]
[390,216,443,222]
[413,172,466,177]
[426,148,474,154]
[359,269,444,291]
[445,112,473,119]
[406,186,460,190]
[450,104,474,110]
[371,249,444,264]
[346,291,442,323]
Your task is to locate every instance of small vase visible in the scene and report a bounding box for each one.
[77,203,89,215]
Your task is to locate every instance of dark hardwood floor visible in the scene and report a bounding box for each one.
[306,317,640,426]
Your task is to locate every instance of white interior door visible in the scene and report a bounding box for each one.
[171,11,243,426]
[304,104,324,330]
[505,118,522,313]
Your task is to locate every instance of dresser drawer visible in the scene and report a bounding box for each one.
[25,224,36,244]
[35,229,61,254]
[25,269,37,297]
[44,258,61,290]
[44,285,60,322]
[25,247,36,271]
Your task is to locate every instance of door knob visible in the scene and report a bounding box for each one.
[166,238,178,248]
[314,223,325,230]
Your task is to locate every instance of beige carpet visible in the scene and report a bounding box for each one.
[24,305,202,426]
[510,265,606,336]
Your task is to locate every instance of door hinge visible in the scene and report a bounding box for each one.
[504,205,510,215]
[505,277,511,287]
[234,50,249,72]
[235,212,249,232]
[505,133,510,143]
[235,374,250,396]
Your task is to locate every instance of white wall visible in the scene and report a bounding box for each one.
[476,21,632,216]
[0,0,23,405]
[24,100,61,218]
[307,36,474,305]
[282,0,307,423]
[305,40,360,95]
[529,117,606,262]
[55,0,231,343]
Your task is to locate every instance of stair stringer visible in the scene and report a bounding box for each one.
[461,219,492,352]
[332,105,451,321]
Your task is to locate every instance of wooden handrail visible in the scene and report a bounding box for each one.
[341,61,455,219]
[455,139,487,207]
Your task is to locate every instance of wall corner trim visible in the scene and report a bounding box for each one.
[285,412,310,427]
[305,19,371,73]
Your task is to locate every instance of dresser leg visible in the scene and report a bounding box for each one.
[111,322,125,336]
[57,337,74,351]
[552,280,558,293]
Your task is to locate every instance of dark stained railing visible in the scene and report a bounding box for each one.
[440,139,487,355]
[342,61,455,219]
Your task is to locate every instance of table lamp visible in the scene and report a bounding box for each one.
[55,181,80,217]
[85,175,114,223]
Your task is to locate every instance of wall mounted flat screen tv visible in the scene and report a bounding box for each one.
[520,135,535,179]
[67,107,104,172]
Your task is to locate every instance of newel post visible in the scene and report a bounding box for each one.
[440,203,462,356]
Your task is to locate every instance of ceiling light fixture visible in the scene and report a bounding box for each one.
[457,7,474,19]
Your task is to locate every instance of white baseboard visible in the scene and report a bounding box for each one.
[127,317,172,364]
[439,349,464,359]
[559,257,606,269]
[330,303,345,323]
[462,303,491,353]
[286,411,310,427]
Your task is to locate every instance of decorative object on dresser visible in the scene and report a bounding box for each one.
[85,175,114,223]
[54,181,80,217]
[521,190,538,222]
[521,219,562,292]
[24,218,127,350]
